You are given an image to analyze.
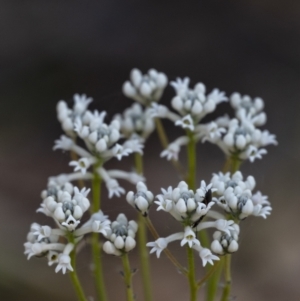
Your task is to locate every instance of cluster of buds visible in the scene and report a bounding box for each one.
[114,103,155,140]
[154,181,215,226]
[38,181,90,231]
[123,68,168,105]
[103,214,138,256]
[53,94,146,199]
[170,78,227,124]
[211,171,272,220]
[197,93,277,162]
[57,94,92,137]
[24,207,112,274]
[149,77,227,133]
[211,223,240,255]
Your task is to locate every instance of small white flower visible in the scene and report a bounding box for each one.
[199,248,220,267]
[69,157,92,174]
[244,145,267,162]
[55,254,73,274]
[91,220,111,236]
[53,135,74,151]
[160,143,180,161]
[146,238,168,258]
[192,244,220,266]
[106,179,125,198]
[175,115,195,131]
[160,136,189,161]
[180,227,200,248]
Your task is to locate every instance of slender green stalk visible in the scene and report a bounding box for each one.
[134,152,144,175]
[91,161,107,301]
[230,156,242,173]
[220,255,231,301]
[121,254,135,301]
[205,257,224,301]
[134,153,153,301]
[186,130,196,190]
[187,246,198,301]
[138,215,153,301]
[222,157,232,174]
[68,235,88,301]
[145,217,187,276]
[155,118,187,177]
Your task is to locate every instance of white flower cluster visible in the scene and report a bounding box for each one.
[114,103,155,140]
[149,77,277,163]
[198,93,277,162]
[123,68,168,106]
[211,171,272,220]
[57,94,92,137]
[147,180,238,266]
[171,78,227,123]
[54,95,145,198]
[211,223,240,255]
[38,181,90,231]
[149,78,227,132]
[155,181,215,225]
[24,208,111,274]
[103,214,138,256]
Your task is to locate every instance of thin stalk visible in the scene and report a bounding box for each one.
[155,118,186,177]
[205,257,224,301]
[222,157,232,174]
[134,153,152,301]
[186,130,196,190]
[121,254,135,301]
[230,156,242,173]
[91,162,107,301]
[187,246,197,301]
[68,235,88,301]
[197,260,222,289]
[134,152,143,175]
[145,216,187,276]
[138,215,152,301]
[220,255,231,301]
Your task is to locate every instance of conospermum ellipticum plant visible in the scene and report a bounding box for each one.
[24,68,277,301]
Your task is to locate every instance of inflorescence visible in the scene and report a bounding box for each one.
[24,68,276,301]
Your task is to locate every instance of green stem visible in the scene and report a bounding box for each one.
[223,155,242,174]
[91,162,107,301]
[134,153,153,301]
[68,236,88,301]
[186,130,196,190]
[205,257,224,301]
[230,156,242,173]
[138,216,153,301]
[220,255,232,301]
[187,246,198,301]
[121,254,135,301]
[134,152,143,175]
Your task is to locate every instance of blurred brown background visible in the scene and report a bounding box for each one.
[0,0,299,300]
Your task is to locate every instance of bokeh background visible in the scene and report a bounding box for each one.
[1,0,300,300]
